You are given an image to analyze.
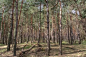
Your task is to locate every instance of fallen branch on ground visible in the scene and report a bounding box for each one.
[22,44,28,50]
[19,45,35,57]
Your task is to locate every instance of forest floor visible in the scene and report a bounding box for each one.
[0,41,86,57]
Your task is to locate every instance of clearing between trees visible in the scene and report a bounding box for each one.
[0,41,86,57]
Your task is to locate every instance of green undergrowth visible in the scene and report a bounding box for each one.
[0,49,6,53]
[62,41,69,45]
[62,40,86,45]
[0,44,5,46]
[82,40,86,45]
[24,45,32,49]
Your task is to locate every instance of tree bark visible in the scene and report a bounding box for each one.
[59,0,62,55]
[46,0,50,56]
[20,25,23,43]
[13,0,18,56]
[66,13,70,44]
[31,14,33,43]
[17,0,23,43]
[70,15,73,45]
[7,0,14,51]
[51,16,55,43]
[1,5,4,44]
[38,2,41,43]
[76,12,81,44]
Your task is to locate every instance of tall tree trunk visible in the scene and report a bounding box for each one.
[43,29,45,43]
[3,20,5,44]
[66,13,70,44]
[27,26,30,43]
[38,2,41,43]
[45,0,50,56]
[42,8,45,43]
[70,15,73,45]
[51,16,55,43]
[31,14,33,43]
[20,24,23,43]
[59,0,62,55]
[7,0,14,51]
[5,24,8,45]
[35,29,37,40]
[67,20,70,44]
[14,0,18,56]
[74,0,82,43]
[18,0,23,22]
[1,5,4,44]
[57,13,60,45]
[76,12,81,44]
[33,26,35,41]
[17,0,23,43]
[3,18,7,45]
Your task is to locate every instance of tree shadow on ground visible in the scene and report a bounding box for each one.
[64,50,86,54]
[63,46,86,54]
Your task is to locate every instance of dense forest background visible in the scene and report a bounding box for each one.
[0,0,86,57]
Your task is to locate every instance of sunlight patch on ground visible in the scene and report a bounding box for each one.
[0,46,7,49]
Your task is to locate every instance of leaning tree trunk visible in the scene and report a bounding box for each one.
[14,0,18,56]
